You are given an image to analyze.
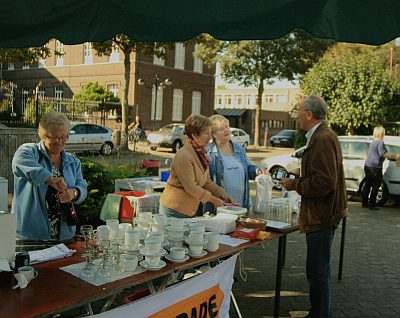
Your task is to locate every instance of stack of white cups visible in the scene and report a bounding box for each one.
[166,218,187,248]
[187,223,206,257]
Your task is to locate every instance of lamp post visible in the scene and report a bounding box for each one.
[138,75,172,131]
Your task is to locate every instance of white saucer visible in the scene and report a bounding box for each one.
[139,260,167,271]
[139,247,167,257]
[165,254,190,263]
[185,238,207,245]
[188,250,208,258]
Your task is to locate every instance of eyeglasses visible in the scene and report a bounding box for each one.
[44,134,69,143]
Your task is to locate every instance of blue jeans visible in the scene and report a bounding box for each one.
[159,205,189,218]
[306,226,336,318]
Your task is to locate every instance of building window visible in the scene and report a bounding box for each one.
[38,59,46,68]
[109,46,119,63]
[22,62,29,70]
[107,84,118,98]
[277,94,287,103]
[245,94,252,106]
[191,91,201,115]
[225,95,232,106]
[172,89,183,121]
[235,95,242,105]
[153,46,165,66]
[8,63,14,70]
[83,42,93,64]
[38,89,45,99]
[174,43,185,70]
[265,94,274,103]
[54,86,63,112]
[193,44,203,73]
[21,88,30,114]
[215,95,222,105]
[151,87,163,121]
[55,40,64,67]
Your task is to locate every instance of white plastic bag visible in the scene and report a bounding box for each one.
[254,174,274,212]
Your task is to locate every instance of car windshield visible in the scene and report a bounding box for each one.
[278,130,294,136]
[160,125,175,131]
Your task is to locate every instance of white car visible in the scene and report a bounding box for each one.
[260,136,400,205]
[65,122,115,155]
[230,128,250,149]
[147,124,187,153]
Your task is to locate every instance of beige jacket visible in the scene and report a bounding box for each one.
[293,122,347,233]
[160,143,227,217]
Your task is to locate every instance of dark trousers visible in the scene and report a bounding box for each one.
[306,226,336,318]
[362,166,383,207]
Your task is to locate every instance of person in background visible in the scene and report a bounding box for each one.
[159,114,235,218]
[207,114,268,211]
[279,96,347,318]
[128,115,142,131]
[12,111,87,242]
[362,125,400,210]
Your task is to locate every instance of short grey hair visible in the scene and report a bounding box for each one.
[302,95,328,120]
[38,111,70,139]
[209,114,229,133]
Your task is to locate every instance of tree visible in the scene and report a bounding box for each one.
[74,82,119,102]
[301,43,400,135]
[195,31,333,146]
[0,47,51,64]
[92,36,171,147]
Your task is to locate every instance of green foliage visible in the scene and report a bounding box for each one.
[74,82,119,102]
[0,47,51,64]
[294,129,307,149]
[76,157,149,222]
[301,43,400,135]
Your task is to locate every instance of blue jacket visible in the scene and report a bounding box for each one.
[11,141,87,241]
[207,141,259,208]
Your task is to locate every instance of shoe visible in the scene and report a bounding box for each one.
[369,206,380,210]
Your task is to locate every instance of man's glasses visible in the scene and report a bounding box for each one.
[44,134,69,143]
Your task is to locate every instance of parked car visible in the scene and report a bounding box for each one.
[270,130,296,148]
[147,124,187,153]
[65,122,115,155]
[230,128,250,149]
[260,135,400,206]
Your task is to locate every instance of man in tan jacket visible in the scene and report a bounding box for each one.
[280,95,347,318]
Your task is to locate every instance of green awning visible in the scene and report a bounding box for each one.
[0,0,399,48]
[215,108,247,117]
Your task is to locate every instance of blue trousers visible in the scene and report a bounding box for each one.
[306,226,336,318]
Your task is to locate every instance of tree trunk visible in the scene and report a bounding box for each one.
[121,47,132,150]
[253,80,264,147]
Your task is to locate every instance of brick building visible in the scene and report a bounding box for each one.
[1,40,215,130]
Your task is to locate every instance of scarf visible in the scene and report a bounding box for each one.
[188,139,210,170]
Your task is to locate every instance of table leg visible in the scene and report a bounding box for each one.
[100,294,117,313]
[282,235,287,268]
[274,235,285,318]
[338,216,346,281]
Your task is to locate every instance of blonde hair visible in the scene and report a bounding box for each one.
[209,114,229,133]
[184,114,211,139]
[38,111,70,139]
[373,126,385,139]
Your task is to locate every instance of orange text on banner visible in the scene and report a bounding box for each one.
[150,284,224,318]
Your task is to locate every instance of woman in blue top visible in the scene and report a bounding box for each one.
[12,112,87,241]
[207,115,267,211]
[362,126,399,210]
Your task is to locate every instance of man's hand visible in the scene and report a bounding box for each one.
[279,178,296,191]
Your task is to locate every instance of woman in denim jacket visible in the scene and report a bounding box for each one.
[206,115,267,212]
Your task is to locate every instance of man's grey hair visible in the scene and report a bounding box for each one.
[303,95,328,120]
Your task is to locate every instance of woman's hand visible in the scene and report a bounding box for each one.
[46,176,67,192]
[210,196,225,208]
[256,168,269,175]
[58,188,74,203]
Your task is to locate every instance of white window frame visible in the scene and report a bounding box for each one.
[54,86,63,112]
[225,95,232,106]
[174,43,185,70]
[8,63,14,70]
[215,95,222,105]
[55,40,64,67]
[277,94,287,103]
[21,88,30,114]
[109,46,120,63]
[193,44,203,73]
[151,87,163,121]
[191,91,201,115]
[107,84,118,97]
[38,59,46,68]
[153,46,165,66]
[83,42,93,64]
[172,89,183,121]
[265,94,274,103]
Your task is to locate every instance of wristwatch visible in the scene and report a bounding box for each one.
[72,188,78,200]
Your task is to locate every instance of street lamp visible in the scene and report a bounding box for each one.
[137,75,172,131]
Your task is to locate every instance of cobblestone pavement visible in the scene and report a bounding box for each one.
[231,201,400,318]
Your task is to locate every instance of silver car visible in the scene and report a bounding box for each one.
[230,128,250,149]
[260,135,400,205]
[66,122,115,155]
[147,124,187,153]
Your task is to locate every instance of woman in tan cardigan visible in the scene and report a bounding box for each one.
[160,115,234,218]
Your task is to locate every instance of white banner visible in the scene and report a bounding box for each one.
[95,254,238,318]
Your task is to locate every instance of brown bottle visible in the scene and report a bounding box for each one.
[62,202,79,226]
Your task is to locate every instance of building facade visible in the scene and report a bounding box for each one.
[1,41,215,130]
[214,85,302,141]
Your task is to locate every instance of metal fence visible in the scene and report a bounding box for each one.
[0,128,38,193]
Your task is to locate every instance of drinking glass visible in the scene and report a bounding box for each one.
[80,225,94,249]
[79,252,97,279]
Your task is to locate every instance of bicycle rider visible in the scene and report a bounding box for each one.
[128,116,144,141]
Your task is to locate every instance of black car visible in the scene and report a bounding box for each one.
[270,130,296,147]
